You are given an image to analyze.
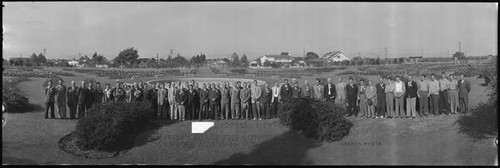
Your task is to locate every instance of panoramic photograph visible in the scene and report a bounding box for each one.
[2,2,498,165]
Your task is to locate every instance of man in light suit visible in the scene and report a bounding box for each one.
[324,78,336,103]
[302,80,313,99]
[394,75,406,118]
[458,74,471,113]
[251,80,262,120]
[220,82,231,120]
[335,77,347,107]
[313,79,324,101]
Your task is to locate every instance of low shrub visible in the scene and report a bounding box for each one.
[278,98,353,142]
[2,77,33,112]
[74,101,154,152]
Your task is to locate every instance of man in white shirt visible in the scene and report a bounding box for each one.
[271,81,280,118]
[393,75,406,118]
[324,78,336,103]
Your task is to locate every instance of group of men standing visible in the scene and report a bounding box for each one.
[45,72,471,121]
[339,72,471,118]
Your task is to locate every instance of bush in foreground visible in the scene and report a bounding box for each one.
[75,101,154,152]
[278,98,353,142]
[2,77,33,112]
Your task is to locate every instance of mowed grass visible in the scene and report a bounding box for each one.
[2,67,497,165]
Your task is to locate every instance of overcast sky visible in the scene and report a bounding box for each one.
[3,2,497,60]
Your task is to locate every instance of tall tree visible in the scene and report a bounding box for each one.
[38,53,47,65]
[240,54,248,67]
[30,53,38,66]
[305,52,319,61]
[231,52,240,67]
[113,47,139,67]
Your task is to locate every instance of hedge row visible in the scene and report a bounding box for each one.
[74,101,154,152]
[278,98,353,142]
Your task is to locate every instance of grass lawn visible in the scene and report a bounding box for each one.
[2,67,497,165]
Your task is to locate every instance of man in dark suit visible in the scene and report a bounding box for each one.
[151,83,159,115]
[292,82,302,98]
[405,75,418,118]
[175,85,187,121]
[324,78,336,103]
[193,83,200,119]
[67,81,79,119]
[45,80,57,119]
[76,81,87,118]
[261,82,272,119]
[346,77,358,116]
[94,82,103,105]
[199,83,210,120]
[186,84,196,120]
[458,74,471,113]
[240,82,251,119]
[114,82,125,103]
[279,79,292,102]
[220,82,231,120]
[375,77,386,118]
[209,83,220,120]
[85,82,95,114]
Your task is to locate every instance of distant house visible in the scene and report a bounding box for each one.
[206,58,227,67]
[408,56,423,64]
[68,60,79,67]
[249,60,259,68]
[322,51,351,62]
[260,52,294,64]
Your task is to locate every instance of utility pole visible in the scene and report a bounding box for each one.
[459,42,462,52]
[43,49,46,56]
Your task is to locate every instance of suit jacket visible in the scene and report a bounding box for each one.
[76,87,86,105]
[187,89,196,106]
[175,89,187,105]
[158,89,167,105]
[405,81,418,98]
[45,86,57,103]
[271,86,280,103]
[335,82,346,97]
[85,88,95,106]
[94,88,103,104]
[220,87,231,104]
[200,88,210,105]
[458,79,471,98]
[230,88,241,103]
[324,83,336,99]
[280,84,292,101]
[346,83,358,99]
[261,87,272,103]
[209,89,220,105]
[302,85,313,98]
[67,86,79,105]
[192,89,200,107]
[251,85,262,103]
[376,82,386,100]
[292,87,302,98]
[313,84,324,100]
[240,88,251,104]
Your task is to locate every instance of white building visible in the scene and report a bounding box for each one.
[68,60,79,67]
[260,52,293,64]
[322,51,351,62]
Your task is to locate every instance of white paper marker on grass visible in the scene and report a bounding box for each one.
[191,122,214,133]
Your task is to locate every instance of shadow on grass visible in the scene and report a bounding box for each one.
[213,130,321,165]
[121,119,180,152]
[455,101,498,141]
[4,103,44,114]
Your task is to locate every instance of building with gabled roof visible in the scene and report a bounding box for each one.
[322,51,351,62]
